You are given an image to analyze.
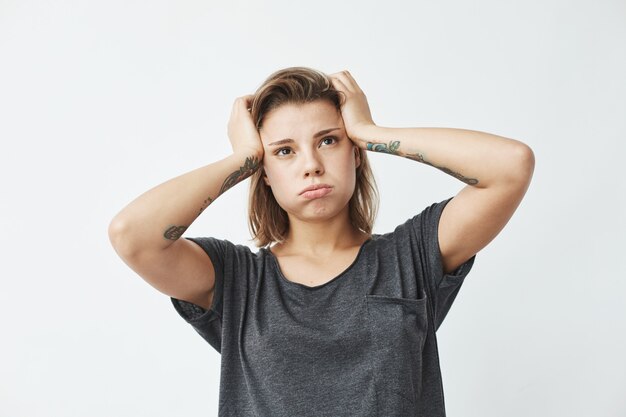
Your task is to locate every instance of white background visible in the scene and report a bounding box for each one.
[1,0,625,416]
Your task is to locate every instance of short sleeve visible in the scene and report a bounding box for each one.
[410,196,477,332]
[170,236,229,353]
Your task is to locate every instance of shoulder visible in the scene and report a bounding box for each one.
[365,198,454,251]
[186,236,263,262]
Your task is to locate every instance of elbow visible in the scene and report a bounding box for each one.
[108,217,139,259]
[108,214,126,243]
[509,143,535,186]
[516,143,535,175]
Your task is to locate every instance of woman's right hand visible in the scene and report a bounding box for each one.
[227,95,265,160]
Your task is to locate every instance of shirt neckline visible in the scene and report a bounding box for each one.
[263,237,374,290]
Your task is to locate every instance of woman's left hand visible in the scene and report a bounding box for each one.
[329,70,376,144]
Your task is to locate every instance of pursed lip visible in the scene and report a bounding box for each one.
[299,183,333,195]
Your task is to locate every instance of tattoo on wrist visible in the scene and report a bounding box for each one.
[219,155,261,196]
[164,225,188,240]
[366,141,401,154]
[367,140,479,185]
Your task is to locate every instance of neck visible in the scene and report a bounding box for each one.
[276,207,369,257]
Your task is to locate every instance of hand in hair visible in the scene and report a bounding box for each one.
[227,95,264,159]
[328,70,376,144]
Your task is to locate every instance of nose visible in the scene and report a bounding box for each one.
[302,150,324,178]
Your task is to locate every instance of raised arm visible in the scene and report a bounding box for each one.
[108,153,260,253]
[330,70,535,275]
[108,95,263,309]
[351,124,530,188]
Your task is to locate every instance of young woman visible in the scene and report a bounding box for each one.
[109,67,534,416]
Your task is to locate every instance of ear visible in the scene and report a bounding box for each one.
[263,173,270,186]
[354,145,361,169]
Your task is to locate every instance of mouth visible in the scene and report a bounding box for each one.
[300,184,333,199]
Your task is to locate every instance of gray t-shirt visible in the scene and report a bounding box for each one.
[171,196,476,417]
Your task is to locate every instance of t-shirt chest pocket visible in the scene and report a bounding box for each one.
[365,294,429,346]
[364,293,429,408]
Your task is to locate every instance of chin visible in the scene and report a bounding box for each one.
[293,200,351,223]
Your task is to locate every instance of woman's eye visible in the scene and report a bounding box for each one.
[275,137,336,156]
[321,136,337,146]
[275,148,292,156]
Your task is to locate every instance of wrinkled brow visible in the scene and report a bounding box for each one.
[267,127,340,147]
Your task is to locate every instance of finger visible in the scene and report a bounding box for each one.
[332,78,353,104]
[329,73,341,86]
[236,96,253,112]
[244,95,255,111]
[340,70,364,94]
[331,76,347,90]
[329,76,343,91]
[331,71,357,94]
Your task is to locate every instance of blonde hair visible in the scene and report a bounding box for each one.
[247,66,379,248]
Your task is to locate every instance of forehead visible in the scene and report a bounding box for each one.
[260,101,341,142]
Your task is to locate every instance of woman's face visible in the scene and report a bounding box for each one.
[259,100,361,223]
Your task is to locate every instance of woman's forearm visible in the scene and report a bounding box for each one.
[352,125,533,188]
[108,152,261,255]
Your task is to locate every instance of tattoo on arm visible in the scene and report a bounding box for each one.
[160,156,260,241]
[433,165,478,184]
[366,141,401,154]
[164,225,188,240]
[366,140,479,185]
[198,196,214,216]
[218,155,261,196]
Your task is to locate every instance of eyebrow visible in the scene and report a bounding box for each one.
[267,127,341,147]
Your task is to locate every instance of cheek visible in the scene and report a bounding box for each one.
[264,167,288,192]
[342,154,358,188]
[262,163,276,184]
[339,149,357,172]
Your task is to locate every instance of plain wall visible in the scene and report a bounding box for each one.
[1,0,624,415]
